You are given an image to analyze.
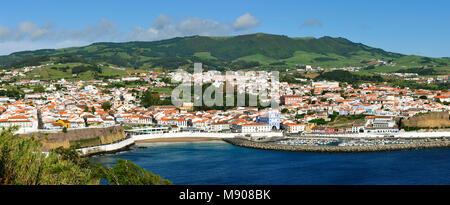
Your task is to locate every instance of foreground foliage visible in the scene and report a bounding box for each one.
[0,127,97,185]
[91,159,173,185]
[0,127,172,185]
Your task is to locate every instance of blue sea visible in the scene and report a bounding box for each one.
[90,141,450,185]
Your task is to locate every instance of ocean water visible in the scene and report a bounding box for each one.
[90,141,450,185]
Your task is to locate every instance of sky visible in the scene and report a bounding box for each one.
[1,0,449,57]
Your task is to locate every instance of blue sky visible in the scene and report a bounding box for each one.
[1,0,449,57]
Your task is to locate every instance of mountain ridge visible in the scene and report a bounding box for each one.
[1,33,445,71]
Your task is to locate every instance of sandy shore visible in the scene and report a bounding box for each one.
[135,137,222,143]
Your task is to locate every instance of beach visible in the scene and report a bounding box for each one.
[135,137,222,143]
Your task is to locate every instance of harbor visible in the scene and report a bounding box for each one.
[78,126,450,155]
[90,140,450,185]
[77,127,283,155]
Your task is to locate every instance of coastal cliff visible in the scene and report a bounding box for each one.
[21,126,126,151]
[402,112,450,129]
[223,138,450,153]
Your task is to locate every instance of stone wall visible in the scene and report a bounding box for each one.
[402,112,450,128]
[21,126,126,151]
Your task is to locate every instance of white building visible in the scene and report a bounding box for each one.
[209,122,230,132]
[283,123,305,133]
[237,123,272,133]
[312,81,339,89]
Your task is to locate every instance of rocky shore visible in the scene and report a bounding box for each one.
[223,138,450,153]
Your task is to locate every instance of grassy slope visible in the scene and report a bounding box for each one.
[1,33,449,76]
[24,63,128,81]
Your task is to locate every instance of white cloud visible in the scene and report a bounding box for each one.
[0,13,262,55]
[0,19,120,42]
[0,40,90,55]
[14,21,49,40]
[0,26,12,40]
[63,18,120,42]
[300,19,323,29]
[178,17,230,36]
[152,14,173,30]
[127,14,232,41]
[232,13,260,31]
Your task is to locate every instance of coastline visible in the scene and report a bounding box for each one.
[79,130,450,156]
[223,138,450,153]
[82,137,223,156]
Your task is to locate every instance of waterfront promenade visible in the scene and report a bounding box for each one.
[78,131,283,155]
[78,129,450,155]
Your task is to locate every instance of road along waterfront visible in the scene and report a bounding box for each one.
[78,131,282,156]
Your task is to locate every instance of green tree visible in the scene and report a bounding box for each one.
[309,118,328,125]
[101,101,112,111]
[141,89,161,107]
[0,127,97,185]
[91,159,172,185]
[33,85,46,93]
[295,113,306,119]
[0,127,172,185]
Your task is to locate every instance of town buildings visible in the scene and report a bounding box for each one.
[0,66,448,136]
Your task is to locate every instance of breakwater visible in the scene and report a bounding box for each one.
[223,138,450,153]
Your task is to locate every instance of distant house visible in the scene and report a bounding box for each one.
[312,81,339,89]
[102,115,116,126]
[167,118,188,128]
[138,116,152,125]
[56,120,70,128]
[434,95,450,103]
[68,117,85,128]
[86,117,104,127]
[43,122,64,130]
[0,96,11,103]
[311,126,326,134]
[281,95,303,105]
[209,122,230,132]
[191,119,209,130]
[283,123,305,133]
[339,109,353,116]
[235,123,271,133]
[364,116,399,134]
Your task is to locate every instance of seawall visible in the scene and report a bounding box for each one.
[223,138,450,153]
[402,112,450,128]
[23,126,126,151]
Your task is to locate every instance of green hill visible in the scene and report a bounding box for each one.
[0,33,448,74]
